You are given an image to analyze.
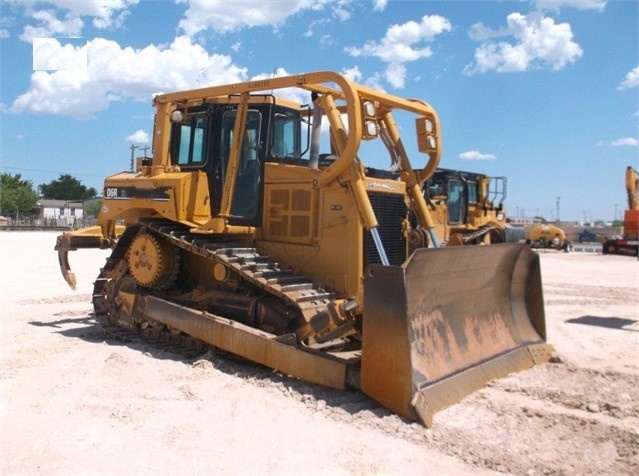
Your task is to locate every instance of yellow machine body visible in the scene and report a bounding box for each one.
[422,168,508,247]
[528,224,569,251]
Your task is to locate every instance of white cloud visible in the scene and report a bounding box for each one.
[33,38,86,70]
[464,13,582,75]
[18,0,138,41]
[11,69,107,118]
[319,34,335,48]
[535,0,606,12]
[617,66,639,91]
[30,0,138,26]
[459,150,496,160]
[341,65,362,83]
[372,0,387,12]
[247,67,314,105]
[344,15,452,63]
[16,0,350,41]
[364,73,385,91]
[610,137,638,147]
[468,22,509,42]
[11,36,248,118]
[177,0,314,35]
[384,63,406,89]
[332,3,351,22]
[20,10,84,41]
[125,129,149,144]
[176,0,353,36]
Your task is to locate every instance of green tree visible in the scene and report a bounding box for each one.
[0,173,38,216]
[84,199,102,218]
[39,174,98,200]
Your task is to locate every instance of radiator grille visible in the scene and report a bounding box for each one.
[365,192,408,267]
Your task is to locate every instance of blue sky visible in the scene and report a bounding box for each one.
[1,0,637,222]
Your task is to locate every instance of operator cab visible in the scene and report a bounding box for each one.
[168,97,305,226]
[425,169,478,225]
[424,169,505,226]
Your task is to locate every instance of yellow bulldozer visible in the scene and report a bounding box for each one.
[421,168,508,247]
[56,71,553,426]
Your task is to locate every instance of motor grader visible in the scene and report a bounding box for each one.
[56,71,553,427]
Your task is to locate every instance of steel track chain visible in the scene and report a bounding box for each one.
[143,219,334,320]
[92,219,335,354]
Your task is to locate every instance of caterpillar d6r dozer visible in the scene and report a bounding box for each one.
[421,168,509,247]
[56,71,554,426]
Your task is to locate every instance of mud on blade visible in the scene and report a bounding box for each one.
[361,243,554,427]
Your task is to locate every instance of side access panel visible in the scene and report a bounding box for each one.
[361,243,554,426]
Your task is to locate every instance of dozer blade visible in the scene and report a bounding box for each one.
[361,243,554,427]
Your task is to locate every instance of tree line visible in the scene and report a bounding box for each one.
[0,173,100,217]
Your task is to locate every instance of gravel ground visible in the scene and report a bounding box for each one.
[1,231,637,475]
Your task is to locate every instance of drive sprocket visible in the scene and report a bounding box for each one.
[127,232,178,289]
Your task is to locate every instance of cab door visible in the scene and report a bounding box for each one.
[447,178,464,225]
[218,108,264,225]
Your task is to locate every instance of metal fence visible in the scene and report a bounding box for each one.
[0,215,98,230]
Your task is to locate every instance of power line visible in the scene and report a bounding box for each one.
[0,165,104,178]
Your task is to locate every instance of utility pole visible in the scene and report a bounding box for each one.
[614,203,618,221]
[555,196,560,222]
[129,144,141,172]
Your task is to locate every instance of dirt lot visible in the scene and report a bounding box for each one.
[1,231,637,475]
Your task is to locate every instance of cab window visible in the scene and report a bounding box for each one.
[448,179,463,225]
[172,113,208,166]
[270,112,299,159]
[466,180,478,205]
[220,110,262,219]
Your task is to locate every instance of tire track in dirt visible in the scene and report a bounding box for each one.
[543,283,637,307]
[17,294,94,305]
[38,306,637,476]
[421,362,639,475]
[200,354,639,475]
[35,303,636,476]
[491,364,639,420]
